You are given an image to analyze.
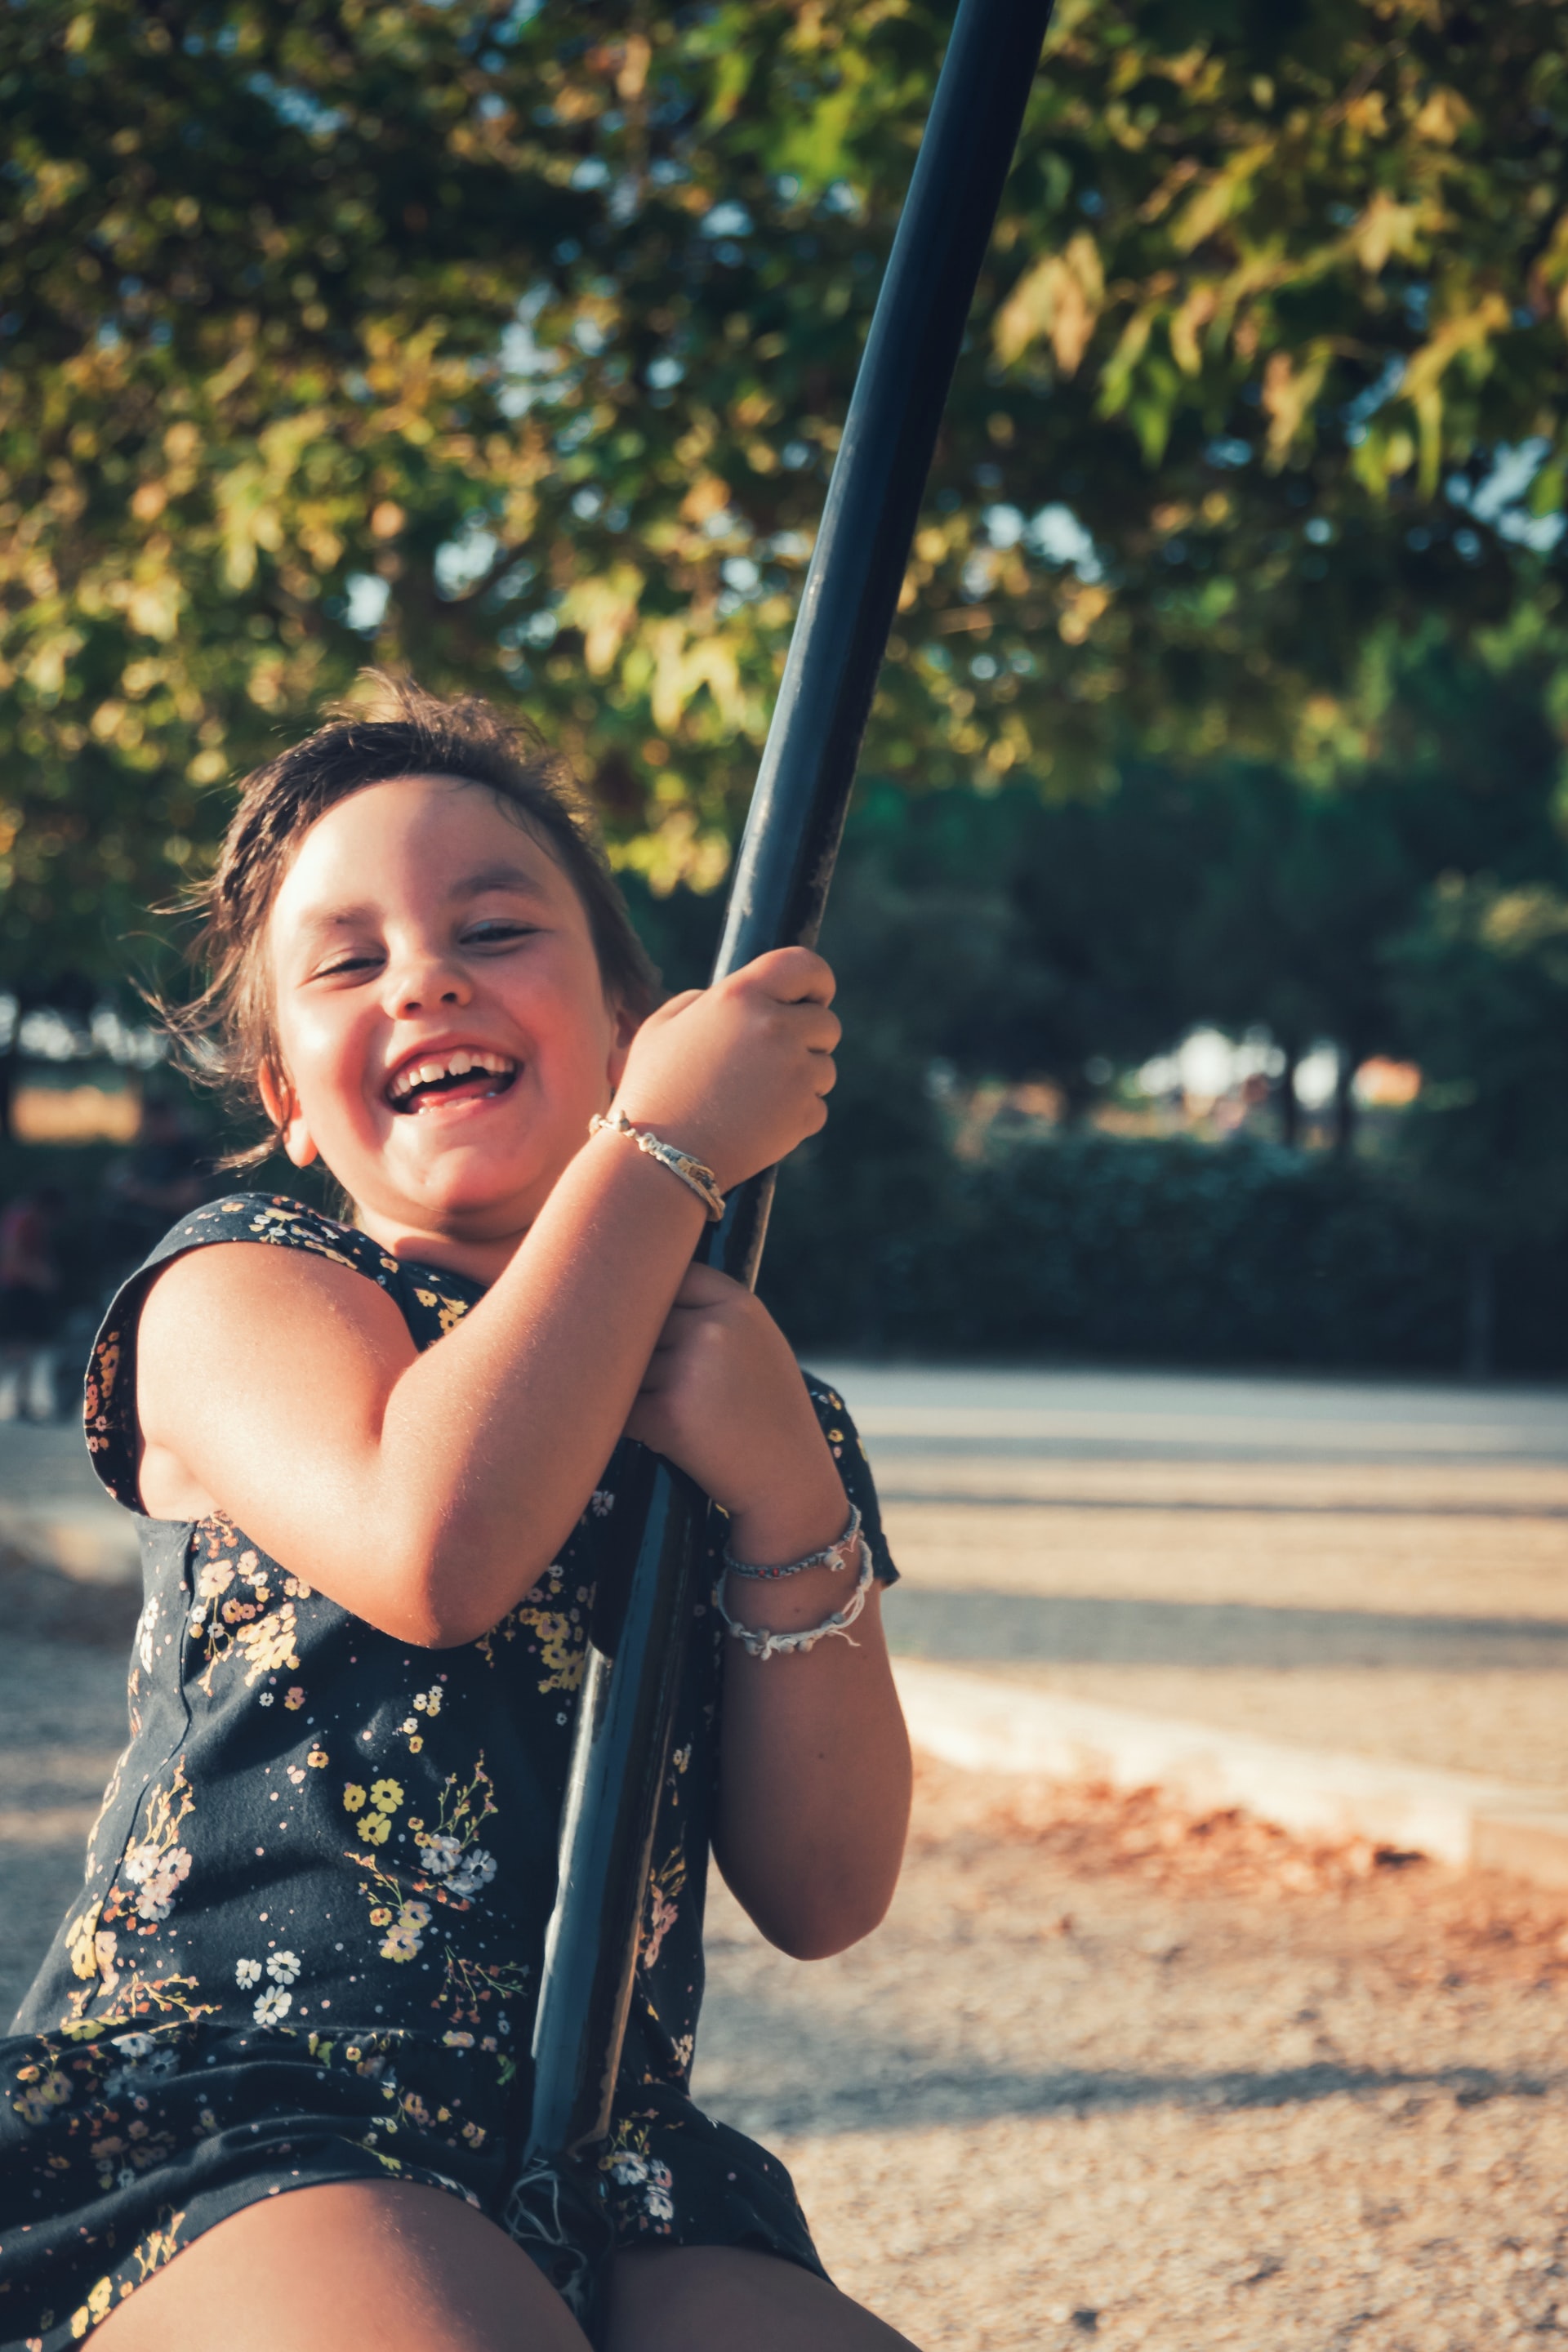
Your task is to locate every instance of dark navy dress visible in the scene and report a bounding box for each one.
[0,1196,897,2349]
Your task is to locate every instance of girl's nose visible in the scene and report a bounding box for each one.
[385,947,473,1017]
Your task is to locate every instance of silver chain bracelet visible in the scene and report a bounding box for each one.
[589,1107,725,1220]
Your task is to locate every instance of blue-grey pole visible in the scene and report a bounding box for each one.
[527,0,1054,2190]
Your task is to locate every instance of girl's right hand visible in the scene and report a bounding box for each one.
[612,946,839,1190]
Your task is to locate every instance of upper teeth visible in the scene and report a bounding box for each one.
[389,1049,514,1102]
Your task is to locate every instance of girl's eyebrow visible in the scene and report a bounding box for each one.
[295,864,553,938]
[449,862,555,904]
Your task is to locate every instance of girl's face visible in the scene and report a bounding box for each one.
[264,775,635,1265]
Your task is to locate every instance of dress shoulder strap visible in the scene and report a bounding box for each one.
[82,1192,464,1509]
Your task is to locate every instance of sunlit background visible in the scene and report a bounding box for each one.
[2,0,1567,1391]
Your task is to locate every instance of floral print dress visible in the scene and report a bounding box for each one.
[0,1196,898,2350]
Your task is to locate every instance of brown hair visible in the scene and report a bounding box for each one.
[166,674,659,1170]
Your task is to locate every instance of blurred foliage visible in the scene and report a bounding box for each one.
[5,0,1568,990]
[1388,873,1568,1249]
[803,630,1566,1098]
[764,1126,1568,1374]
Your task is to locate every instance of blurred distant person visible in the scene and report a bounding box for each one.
[0,1186,63,1420]
[101,1093,209,1273]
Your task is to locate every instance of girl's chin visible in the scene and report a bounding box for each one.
[374,1127,568,1221]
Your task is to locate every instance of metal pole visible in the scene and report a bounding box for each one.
[522,0,1054,2238]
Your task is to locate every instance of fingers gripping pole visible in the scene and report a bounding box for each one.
[521,0,1056,2261]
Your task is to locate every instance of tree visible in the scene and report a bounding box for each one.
[4,0,1568,1032]
[1386,875,1568,1372]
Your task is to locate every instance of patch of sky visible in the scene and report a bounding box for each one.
[497,295,563,420]
[556,412,596,453]
[774,174,801,202]
[702,506,737,540]
[648,158,687,187]
[1027,502,1102,581]
[721,556,760,595]
[970,653,997,679]
[574,317,608,356]
[475,93,507,122]
[765,529,813,563]
[608,175,641,226]
[247,73,346,137]
[343,573,390,635]
[571,486,604,521]
[961,553,993,599]
[1136,1029,1287,1102]
[434,521,501,600]
[1205,435,1251,467]
[91,1008,164,1068]
[983,503,1026,550]
[492,0,545,36]
[571,158,610,191]
[647,354,684,390]
[701,201,753,239]
[17,1009,89,1062]
[821,180,862,218]
[1448,438,1566,552]
[1342,354,1405,445]
[780,441,813,471]
[1303,517,1333,545]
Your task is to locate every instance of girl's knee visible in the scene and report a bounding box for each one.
[604,2243,920,2352]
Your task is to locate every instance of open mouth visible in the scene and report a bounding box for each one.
[385,1049,519,1115]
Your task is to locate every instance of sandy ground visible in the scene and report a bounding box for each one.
[2,1585,1566,2350]
[697,1762,1568,2351]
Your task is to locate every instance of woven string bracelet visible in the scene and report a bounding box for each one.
[589,1107,725,1221]
[723,1500,863,1581]
[713,1535,874,1663]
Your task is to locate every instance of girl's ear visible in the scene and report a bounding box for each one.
[257,1060,319,1169]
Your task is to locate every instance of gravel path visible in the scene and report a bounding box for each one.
[3,1535,1566,2348]
[697,1762,1568,2350]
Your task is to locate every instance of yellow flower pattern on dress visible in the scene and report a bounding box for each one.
[2,1194,894,2348]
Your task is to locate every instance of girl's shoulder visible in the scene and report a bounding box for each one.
[82,1194,483,1508]
[133,1192,403,1289]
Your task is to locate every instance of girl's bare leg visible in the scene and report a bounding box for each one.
[91,2179,593,2352]
[604,2245,921,2351]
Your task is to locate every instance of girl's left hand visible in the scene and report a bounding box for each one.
[624,1265,849,1562]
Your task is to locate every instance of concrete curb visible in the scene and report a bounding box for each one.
[892,1658,1568,1886]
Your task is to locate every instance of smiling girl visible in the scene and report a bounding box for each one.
[0,679,914,2352]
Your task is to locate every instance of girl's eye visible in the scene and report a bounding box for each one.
[315,951,383,980]
[464,920,537,947]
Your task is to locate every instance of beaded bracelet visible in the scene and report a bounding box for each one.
[713,1535,874,1662]
[722,1500,863,1581]
[589,1107,725,1221]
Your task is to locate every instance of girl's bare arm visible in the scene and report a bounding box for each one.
[625,1268,912,1958]
[135,953,835,1648]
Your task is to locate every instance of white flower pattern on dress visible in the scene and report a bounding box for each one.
[7,1198,889,2336]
